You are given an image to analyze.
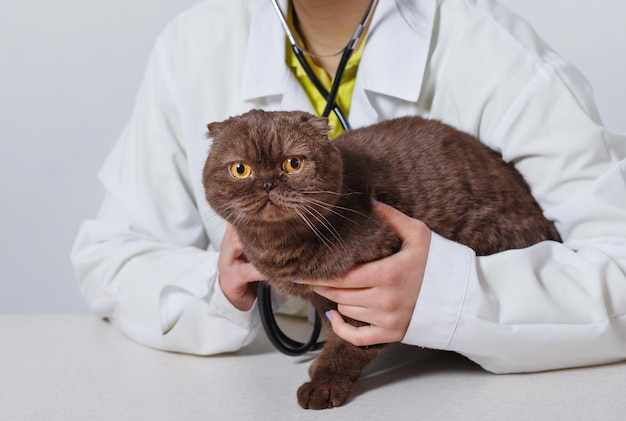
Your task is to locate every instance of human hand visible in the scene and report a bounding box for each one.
[218,224,265,311]
[303,201,431,346]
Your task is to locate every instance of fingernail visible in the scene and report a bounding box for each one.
[293,279,302,283]
[325,311,333,322]
[371,197,379,207]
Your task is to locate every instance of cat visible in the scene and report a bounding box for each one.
[202,109,561,410]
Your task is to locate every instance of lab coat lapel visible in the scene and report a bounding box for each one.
[350,0,436,128]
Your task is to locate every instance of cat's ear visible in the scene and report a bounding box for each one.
[299,113,330,139]
[207,122,223,140]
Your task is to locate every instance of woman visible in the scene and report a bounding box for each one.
[72,0,626,373]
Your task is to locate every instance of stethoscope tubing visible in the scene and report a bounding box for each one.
[257,282,325,356]
[268,0,378,130]
[289,43,351,130]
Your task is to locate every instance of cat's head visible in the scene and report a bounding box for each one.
[203,110,343,230]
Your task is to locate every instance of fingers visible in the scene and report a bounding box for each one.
[325,310,402,346]
[220,225,264,279]
[314,285,370,311]
[373,200,431,247]
[303,264,379,289]
[220,224,244,262]
[218,224,264,311]
[310,203,431,346]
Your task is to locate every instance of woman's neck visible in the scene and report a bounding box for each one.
[291,0,373,77]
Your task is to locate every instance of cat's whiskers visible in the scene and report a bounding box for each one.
[299,189,363,198]
[299,196,366,223]
[300,204,347,251]
[293,207,339,253]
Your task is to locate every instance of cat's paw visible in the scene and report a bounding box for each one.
[297,378,354,409]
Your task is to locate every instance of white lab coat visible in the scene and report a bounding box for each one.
[72,0,626,373]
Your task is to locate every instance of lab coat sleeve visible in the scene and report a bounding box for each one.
[71,27,260,355]
[402,55,626,373]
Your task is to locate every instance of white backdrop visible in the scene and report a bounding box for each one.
[1,1,624,313]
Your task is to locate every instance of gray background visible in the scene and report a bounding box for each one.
[1,0,624,313]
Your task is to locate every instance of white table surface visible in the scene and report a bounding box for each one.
[1,314,625,420]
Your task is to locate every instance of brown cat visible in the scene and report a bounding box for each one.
[202,109,561,410]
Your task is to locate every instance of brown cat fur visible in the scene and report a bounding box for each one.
[203,109,561,410]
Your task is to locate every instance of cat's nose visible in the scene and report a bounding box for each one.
[263,182,274,193]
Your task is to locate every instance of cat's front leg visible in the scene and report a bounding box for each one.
[297,329,383,409]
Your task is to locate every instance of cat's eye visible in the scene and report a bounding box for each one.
[230,162,252,179]
[283,156,305,174]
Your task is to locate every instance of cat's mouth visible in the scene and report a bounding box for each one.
[256,198,288,221]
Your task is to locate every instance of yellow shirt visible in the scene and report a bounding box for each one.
[285,9,366,138]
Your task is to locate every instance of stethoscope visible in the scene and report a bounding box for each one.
[268,0,378,130]
[257,0,379,356]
